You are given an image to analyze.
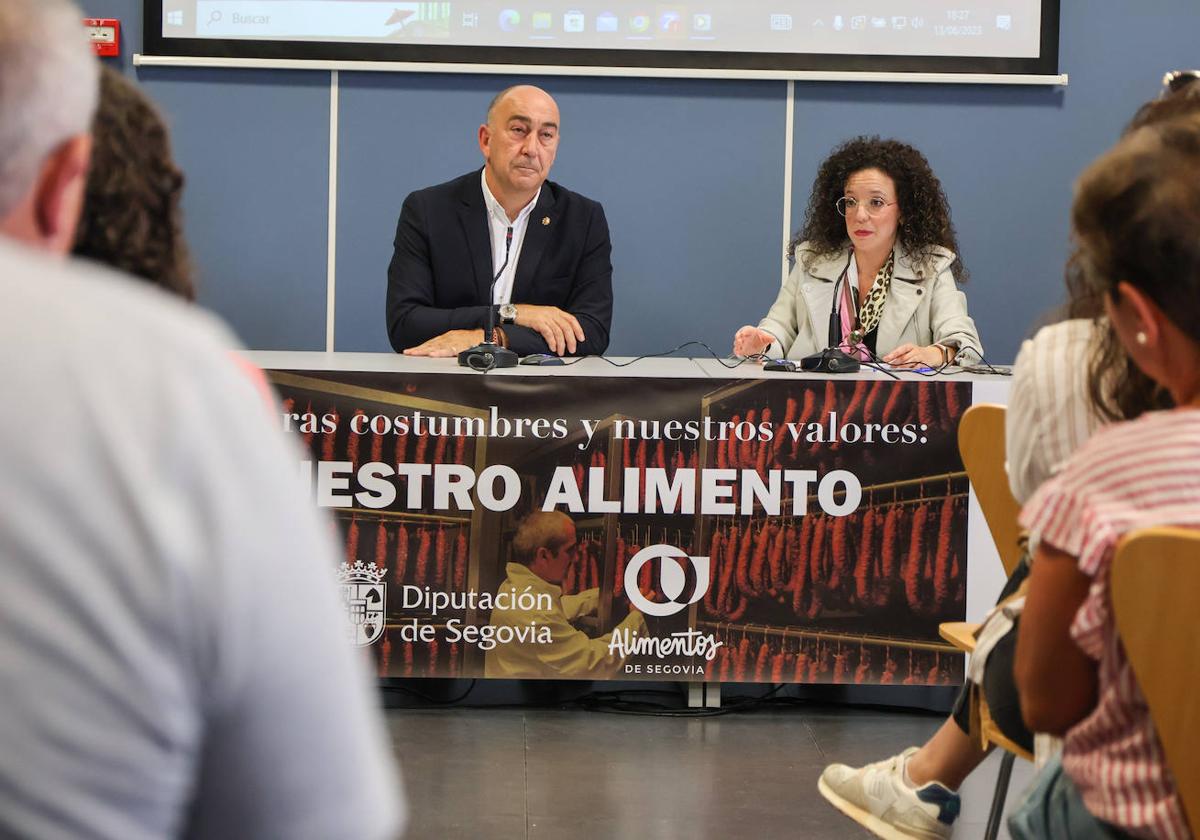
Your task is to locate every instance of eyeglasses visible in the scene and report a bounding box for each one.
[1162,70,1200,96]
[835,196,896,217]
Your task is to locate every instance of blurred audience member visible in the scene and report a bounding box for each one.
[0,2,404,837]
[73,65,195,300]
[0,0,95,254]
[1012,111,1200,840]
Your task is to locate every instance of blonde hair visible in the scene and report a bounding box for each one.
[511,511,573,565]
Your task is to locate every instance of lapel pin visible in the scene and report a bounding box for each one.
[542,216,551,226]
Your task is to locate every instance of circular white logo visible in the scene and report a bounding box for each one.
[623,544,711,617]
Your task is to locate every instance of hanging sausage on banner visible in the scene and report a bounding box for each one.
[268,368,971,685]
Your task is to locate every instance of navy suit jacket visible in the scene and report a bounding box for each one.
[386,170,613,356]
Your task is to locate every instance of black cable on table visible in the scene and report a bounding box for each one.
[556,341,763,370]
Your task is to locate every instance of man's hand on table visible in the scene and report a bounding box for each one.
[403,329,484,357]
[514,305,584,356]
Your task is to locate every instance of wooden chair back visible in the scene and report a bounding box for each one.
[958,403,1024,577]
[938,621,1034,763]
[1111,526,1200,833]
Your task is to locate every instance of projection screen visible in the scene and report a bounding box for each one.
[143,0,1060,76]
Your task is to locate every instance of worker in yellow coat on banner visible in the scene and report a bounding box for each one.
[485,512,645,679]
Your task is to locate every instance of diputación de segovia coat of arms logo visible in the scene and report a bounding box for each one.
[337,561,387,646]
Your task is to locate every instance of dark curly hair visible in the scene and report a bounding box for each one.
[789,136,966,283]
[72,67,195,301]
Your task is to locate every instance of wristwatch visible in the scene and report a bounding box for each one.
[499,303,518,324]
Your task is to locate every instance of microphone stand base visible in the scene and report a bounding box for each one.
[457,343,519,370]
[799,349,861,374]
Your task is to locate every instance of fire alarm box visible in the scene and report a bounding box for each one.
[84,18,120,57]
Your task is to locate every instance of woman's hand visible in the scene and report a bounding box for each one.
[733,326,776,358]
[882,343,948,368]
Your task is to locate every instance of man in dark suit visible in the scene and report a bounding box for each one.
[387,85,612,357]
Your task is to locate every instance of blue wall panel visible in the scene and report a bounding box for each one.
[136,67,332,350]
[334,75,786,355]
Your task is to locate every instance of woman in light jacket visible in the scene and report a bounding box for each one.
[733,136,982,367]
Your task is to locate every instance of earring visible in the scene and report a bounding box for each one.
[1136,331,1148,346]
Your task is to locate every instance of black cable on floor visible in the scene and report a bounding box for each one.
[380,681,794,717]
[381,679,478,705]
[567,683,787,717]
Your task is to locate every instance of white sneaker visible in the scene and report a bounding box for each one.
[817,747,961,840]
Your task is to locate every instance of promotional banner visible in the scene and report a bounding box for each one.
[270,369,971,685]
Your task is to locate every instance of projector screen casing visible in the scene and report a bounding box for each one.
[142,1,1060,77]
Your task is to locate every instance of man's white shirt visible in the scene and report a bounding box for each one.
[481,169,541,306]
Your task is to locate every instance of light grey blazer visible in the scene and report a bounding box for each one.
[758,242,983,362]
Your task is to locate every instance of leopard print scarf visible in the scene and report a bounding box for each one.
[849,251,895,344]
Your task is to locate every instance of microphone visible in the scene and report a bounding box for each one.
[458,225,518,370]
[800,249,860,374]
[827,249,853,349]
[499,226,513,282]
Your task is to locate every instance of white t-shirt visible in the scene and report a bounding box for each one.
[0,241,403,840]
[1005,318,1101,505]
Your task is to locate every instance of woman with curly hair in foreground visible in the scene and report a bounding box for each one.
[73,65,195,301]
[733,136,981,367]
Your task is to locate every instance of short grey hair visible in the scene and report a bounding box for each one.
[0,0,99,216]
[511,511,573,565]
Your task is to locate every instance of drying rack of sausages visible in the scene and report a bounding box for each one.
[344,510,471,677]
[695,622,960,685]
[558,524,606,597]
[272,372,491,678]
[691,376,973,685]
[695,472,970,621]
[690,471,969,683]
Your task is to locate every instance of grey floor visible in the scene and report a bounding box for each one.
[385,704,1035,840]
